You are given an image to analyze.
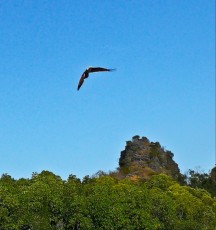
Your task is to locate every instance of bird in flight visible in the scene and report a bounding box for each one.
[77,66,115,90]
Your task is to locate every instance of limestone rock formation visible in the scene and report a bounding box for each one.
[118,135,182,180]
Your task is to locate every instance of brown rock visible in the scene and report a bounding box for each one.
[119,136,182,180]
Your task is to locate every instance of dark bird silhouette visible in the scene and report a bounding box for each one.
[77,67,115,90]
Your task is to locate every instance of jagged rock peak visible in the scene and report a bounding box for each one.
[119,135,181,180]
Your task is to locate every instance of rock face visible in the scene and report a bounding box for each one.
[119,135,181,180]
[210,166,216,183]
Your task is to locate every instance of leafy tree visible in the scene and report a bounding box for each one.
[0,171,215,229]
[185,168,216,197]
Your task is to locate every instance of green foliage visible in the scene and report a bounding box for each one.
[185,168,216,197]
[0,172,215,229]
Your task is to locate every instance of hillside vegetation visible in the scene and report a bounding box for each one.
[0,136,215,229]
[0,171,215,229]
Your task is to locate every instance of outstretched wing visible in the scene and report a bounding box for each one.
[88,67,116,73]
[77,76,85,90]
[77,71,87,90]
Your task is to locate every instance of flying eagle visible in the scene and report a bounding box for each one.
[77,67,115,90]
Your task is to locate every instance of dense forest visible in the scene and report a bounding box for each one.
[0,170,215,229]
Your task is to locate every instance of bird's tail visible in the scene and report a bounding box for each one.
[109,68,116,71]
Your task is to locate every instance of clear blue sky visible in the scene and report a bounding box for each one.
[0,0,215,179]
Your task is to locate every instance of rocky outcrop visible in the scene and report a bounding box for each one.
[210,166,216,182]
[118,135,182,180]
